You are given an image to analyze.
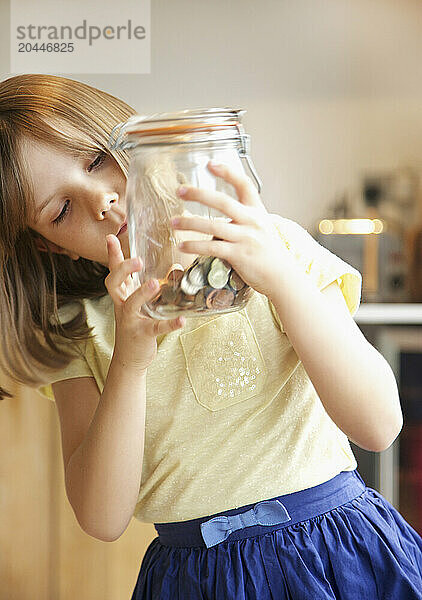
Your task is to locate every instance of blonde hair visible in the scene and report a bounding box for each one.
[0,74,137,400]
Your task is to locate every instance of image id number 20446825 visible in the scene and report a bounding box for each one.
[17,42,74,52]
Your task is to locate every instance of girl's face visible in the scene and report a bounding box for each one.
[22,137,129,266]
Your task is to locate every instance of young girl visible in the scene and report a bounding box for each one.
[1,73,421,600]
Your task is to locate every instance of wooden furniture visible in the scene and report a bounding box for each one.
[0,381,156,600]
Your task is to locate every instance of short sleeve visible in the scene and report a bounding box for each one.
[268,214,362,332]
[36,340,92,402]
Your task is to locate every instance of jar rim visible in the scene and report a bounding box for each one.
[108,107,246,150]
[127,107,244,125]
[124,121,239,137]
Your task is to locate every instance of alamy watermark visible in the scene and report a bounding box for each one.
[11,0,150,74]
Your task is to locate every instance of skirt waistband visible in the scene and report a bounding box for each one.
[154,470,366,548]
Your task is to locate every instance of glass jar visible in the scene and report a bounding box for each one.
[108,108,262,320]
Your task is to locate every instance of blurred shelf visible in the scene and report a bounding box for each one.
[355,304,422,324]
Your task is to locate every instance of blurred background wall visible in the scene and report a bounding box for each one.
[1,1,422,599]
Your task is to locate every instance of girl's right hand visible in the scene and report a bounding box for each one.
[105,234,185,372]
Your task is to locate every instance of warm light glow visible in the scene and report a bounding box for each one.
[319,220,334,234]
[372,219,384,234]
[318,219,384,235]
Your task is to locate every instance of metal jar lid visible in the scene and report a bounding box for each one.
[108,107,262,193]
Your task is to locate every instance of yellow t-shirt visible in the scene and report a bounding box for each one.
[38,215,362,523]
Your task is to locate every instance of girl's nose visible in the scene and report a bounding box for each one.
[97,193,118,219]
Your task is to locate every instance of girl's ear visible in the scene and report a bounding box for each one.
[34,237,80,261]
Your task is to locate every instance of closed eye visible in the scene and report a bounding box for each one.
[87,151,107,172]
[52,199,70,226]
[51,152,107,226]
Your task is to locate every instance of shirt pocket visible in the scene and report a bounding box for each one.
[179,310,268,412]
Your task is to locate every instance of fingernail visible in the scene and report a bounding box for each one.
[177,186,187,196]
[170,217,180,226]
[132,257,142,267]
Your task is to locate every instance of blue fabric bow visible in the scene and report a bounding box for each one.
[200,499,291,548]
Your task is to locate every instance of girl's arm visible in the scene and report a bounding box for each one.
[54,365,147,543]
[53,236,185,542]
[268,262,402,452]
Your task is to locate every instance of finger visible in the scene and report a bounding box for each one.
[170,214,242,242]
[124,277,162,314]
[177,238,232,261]
[124,281,186,334]
[149,315,186,337]
[177,184,253,225]
[207,161,263,207]
[106,234,125,271]
[105,255,143,304]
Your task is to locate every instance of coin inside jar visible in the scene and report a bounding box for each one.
[205,288,236,310]
[207,258,231,289]
[166,263,185,286]
[234,285,252,305]
[229,270,246,291]
[187,263,208,288]
[180,273,203,296]
[159,283,179,305]
[145,252,250,317]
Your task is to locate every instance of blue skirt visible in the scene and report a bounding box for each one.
[131,471,422,599]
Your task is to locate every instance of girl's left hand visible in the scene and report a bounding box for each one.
[170,161,292,299]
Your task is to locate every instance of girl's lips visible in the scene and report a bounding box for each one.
[117,222,127,236]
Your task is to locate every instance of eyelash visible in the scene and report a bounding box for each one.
[87,151,107,173]
[52,151,107,226]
